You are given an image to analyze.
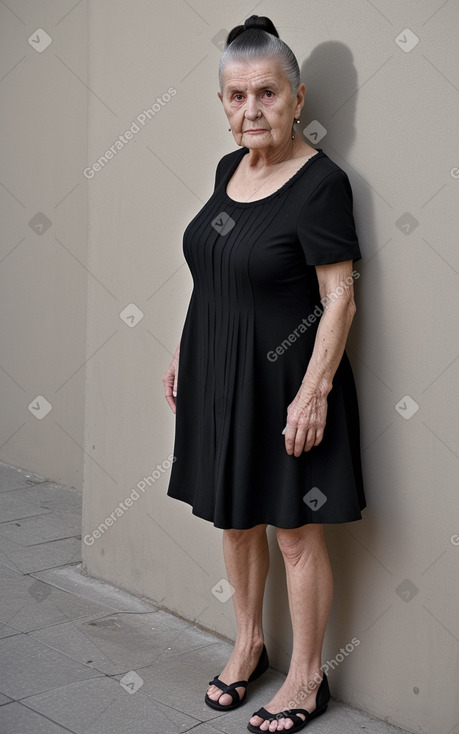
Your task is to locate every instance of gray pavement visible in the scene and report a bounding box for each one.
[0,459,410,734]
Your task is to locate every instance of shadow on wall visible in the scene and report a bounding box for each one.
[301,41,357,151]
[264,41,382,681]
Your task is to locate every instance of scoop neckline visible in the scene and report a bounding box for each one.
[224,147,324,207]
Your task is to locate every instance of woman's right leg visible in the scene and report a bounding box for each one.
[206,524,270,707]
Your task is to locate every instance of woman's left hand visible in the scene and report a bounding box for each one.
[284,384,328,457]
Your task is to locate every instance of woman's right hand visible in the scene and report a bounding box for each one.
[162,342,180,414]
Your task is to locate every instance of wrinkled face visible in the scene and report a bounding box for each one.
[218,57,304,150]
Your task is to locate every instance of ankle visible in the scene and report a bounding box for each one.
[284,666,324,700]
[234,636,264,655]
[287,656,322,681]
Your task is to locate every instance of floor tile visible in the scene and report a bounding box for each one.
[32,564,156,613]
[0,565,116,633]
[23,676,199,734]
[0,621,21,639]
[0,488,51,522]
[181,725,229,734]
[0,702,73,733]
[0,461,46,492]
[0,635,100,699]
[0,534,81,574]
[30,612,163,676]
[2,481,82,513]
[30,609,218,676]
[0,508,81,545]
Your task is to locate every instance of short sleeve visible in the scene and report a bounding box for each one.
[213,158,225,191]
[297,169,361,265]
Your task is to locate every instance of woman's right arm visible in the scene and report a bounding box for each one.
[162,341,180,414]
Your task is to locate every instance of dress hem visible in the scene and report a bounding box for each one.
[168,493,366,530]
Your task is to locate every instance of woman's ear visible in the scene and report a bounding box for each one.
[295,83,306,118]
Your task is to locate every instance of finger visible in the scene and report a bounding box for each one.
[313,427,324,447]
[303,427,318,452]
[163,382,177,414]
[294,423,308,457]
[284,422,297,455]
[165,395,176,414]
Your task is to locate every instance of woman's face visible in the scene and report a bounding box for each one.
[218,57,305,151]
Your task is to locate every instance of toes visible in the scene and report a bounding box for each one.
[249,715,282,732]
[218,693,233,706]
[268,718,291,731]
[283,714,305,730]
[206,685,219,701]
[249,712,306,731]
[206,686,241,707]
[250,717,270,732]
[206,686,222,703]
[253,716,299,732]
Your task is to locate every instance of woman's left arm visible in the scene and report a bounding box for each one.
[284,259,357,457]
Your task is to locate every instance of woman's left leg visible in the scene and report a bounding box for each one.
[248,524,333,732]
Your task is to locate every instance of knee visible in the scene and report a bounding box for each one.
[224,528,249,545]
[224,524,267,546]
[276,525,324,566]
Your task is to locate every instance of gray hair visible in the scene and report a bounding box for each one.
[219,29,301,95]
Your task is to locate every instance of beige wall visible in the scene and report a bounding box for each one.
[1,2,458,733]
[0,2,88,488]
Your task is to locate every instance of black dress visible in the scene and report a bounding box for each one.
[166,147,366,529]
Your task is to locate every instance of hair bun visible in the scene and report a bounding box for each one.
[226,15,280,46]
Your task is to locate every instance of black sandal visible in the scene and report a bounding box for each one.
[247,673,330,733]
[205,644,269,711]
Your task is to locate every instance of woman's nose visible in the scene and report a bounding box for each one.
[244,95,261,120]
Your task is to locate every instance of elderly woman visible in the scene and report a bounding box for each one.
[163,15,365,733]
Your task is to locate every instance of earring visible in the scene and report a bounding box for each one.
[292,118,300,140]
[228,128,231,132]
